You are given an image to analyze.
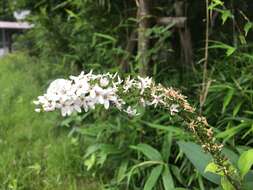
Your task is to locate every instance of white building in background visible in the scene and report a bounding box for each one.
[0,10,32,57]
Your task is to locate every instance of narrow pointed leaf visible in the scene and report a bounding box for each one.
[162,166,175,190]
[144,165,163,190]
[131,143,163,161]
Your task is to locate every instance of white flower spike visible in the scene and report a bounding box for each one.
[34,71,193,117]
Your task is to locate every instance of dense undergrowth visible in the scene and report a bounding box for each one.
[0,53,99,190]
[1,52,253,190]
[0,52,253,189]
[41,53,253,190]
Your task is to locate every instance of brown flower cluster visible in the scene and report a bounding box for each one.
[164,87,195,113]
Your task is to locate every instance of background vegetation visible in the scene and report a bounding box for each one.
[0,0,253,189]
[0,54,99,190]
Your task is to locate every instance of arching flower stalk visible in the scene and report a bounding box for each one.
[34,71,241,188]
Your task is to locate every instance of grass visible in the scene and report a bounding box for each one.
[0,53,100,190]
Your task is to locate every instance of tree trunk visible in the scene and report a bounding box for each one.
[137,0,151,76]
[120,30,137,72]
[174,0,193,70]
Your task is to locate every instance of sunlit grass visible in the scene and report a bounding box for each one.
[0,53,99,190]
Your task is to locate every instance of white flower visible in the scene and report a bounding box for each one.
[111,72,118,79]
[100,77,109,87]
[170,104,179,115]
[43,100,56,112]
[113,98,125,110]
[33,100,40,105]
[72,98,82,113]
[140,98,149,107]
[150,94,165,108]
[60,100,74,117]
[81,97,94,111]
[113,76,123,88]
[85,96,96,110]
[34,95,47,105]
[123,76,135,93]
[90,85,105,104]
[70,71,86,82]
[35,108,41,113]
[73,79,90,96]
[137,76,152,95]
[47,79,72,95]
[102,87,118,109]
[124,106,140,117]
[35,71,184,118]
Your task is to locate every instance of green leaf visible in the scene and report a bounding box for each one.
[222,89,234,113]
[144,165,163,190]
[208,41,236,57]
[84,143,121,161]
[221,10,233,25]
[177,141,220,184]
[205,162,224,176]
[239,35,247,45]
[162,133,172,162]
[243,181,253,190]
[28,163,41,175]
[208,0,224,10]
[222,148,239,166]
[65,9,79,19]
[117,160,128,183]
[84,154,96,171]
[144,122,186,135]
[233,101,243,116]
[212,0,224,5]
[84,144,101,158]
[215,123,249,140]
[221,177,236,190]
[244,170,253,182]
[244,22,253,36]
[94,32,117,43]
[162,166,175,190]
[131,143,163,161]
[238,149,253,178]
[226,47,236,57]
[171,165,185,185]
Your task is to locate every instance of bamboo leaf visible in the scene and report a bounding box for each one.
[162,166,175,190]
[162,133,172,162]
[144,122,185,134]
[144,165,163,190]
[222,89,234,113]
[221,10,233,25]
[117,160,128,183]
[131,143,163,161]
[94,32,117,43]
[65,9,79,19]
[244,22,253,36]
[233,101,243,116]
[215,123,250,140]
